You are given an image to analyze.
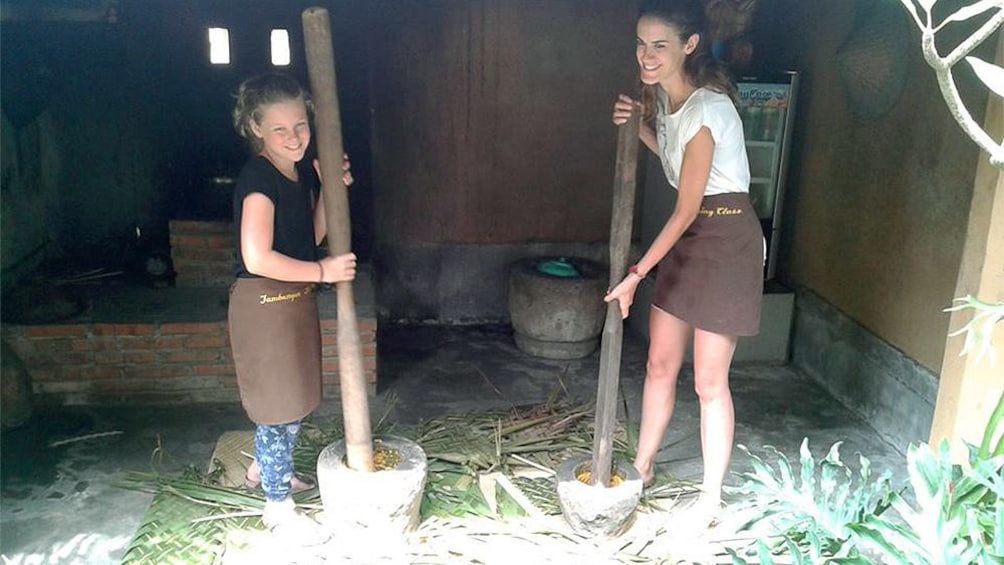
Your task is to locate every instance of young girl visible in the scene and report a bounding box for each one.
[228,72,356,542]
[606,0,763,525]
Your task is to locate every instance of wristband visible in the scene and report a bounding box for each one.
[628,264,645,279]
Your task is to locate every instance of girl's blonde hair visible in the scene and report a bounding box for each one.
[232,72,313,153]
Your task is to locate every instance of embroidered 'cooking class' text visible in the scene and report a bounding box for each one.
[698,206,744,218]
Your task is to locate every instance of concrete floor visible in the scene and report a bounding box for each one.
[0,325,910,564]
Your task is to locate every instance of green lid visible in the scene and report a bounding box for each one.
[536,258,581,278]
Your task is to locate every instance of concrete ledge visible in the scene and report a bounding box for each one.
[1,270,378,405]
[790,288,938,452]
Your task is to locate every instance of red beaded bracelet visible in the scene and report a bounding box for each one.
[628,264,645,279]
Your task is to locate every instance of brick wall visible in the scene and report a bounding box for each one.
[321,317,378,399]
[169,220,235,287]
[2,315,377,405]
[0,220,379,405]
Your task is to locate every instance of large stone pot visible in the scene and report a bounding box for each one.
[316,436,427,535]
[508,256,607,359]
[556,454,642,537]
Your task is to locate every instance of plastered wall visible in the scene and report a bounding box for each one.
[767,1,991,371]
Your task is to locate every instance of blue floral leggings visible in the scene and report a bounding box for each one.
[254,421,302,502]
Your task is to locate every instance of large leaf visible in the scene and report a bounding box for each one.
[950,455,1002,514]
[979,391,1004,460]
[848,521,913,563]
[773,445,795,486]
[799,438,817,497]
[969,455,1004,497]
[756,539,777,565]
[991,502,1004,559]
[906,442,947,505]
[853,510,927,562]
[819,459,843,506]
[785,539,810,565]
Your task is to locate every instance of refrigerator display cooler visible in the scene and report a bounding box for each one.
[737,72,799,281]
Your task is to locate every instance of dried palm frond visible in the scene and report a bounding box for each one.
[119,399,703,563]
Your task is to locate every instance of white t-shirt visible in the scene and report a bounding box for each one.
[655,87,750,196]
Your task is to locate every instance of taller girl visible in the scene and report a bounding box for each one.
[606,0,763,524]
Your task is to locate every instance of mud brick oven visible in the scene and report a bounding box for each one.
[1,220,377,405]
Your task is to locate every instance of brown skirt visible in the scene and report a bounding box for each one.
[652,193,764,336]
[228,278,322,425]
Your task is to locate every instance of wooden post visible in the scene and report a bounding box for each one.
[929,32,1004,463]
[591,109,641,486]
[302,7,374,472]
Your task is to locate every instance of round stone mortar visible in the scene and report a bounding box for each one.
[316,436,427,535]
[556,454,642,537]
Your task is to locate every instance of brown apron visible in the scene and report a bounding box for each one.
[652,193,764,336]
[228,278,322,425]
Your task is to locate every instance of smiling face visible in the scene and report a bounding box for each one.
[250,99,310,171]
[636,15,698,89]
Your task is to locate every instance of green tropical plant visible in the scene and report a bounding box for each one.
[729,392,1004,564]
[944,295,1004,365]
[727,440,896,563]
[851,442,1003,564]
[852,391,1004,564]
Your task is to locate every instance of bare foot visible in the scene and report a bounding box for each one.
[246,459,316,493]
[633,462,655,488]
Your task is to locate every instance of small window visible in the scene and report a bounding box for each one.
[208,27,230,65]
[271,29,290,66]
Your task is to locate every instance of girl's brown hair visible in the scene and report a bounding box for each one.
[638,0,739,123]
[232,72,313,154]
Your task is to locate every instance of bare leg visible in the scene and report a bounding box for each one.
[633,307,690,485]
[691,328,738,505]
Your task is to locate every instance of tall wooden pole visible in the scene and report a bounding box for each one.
[302,7,374,472]
[591,109,641,486]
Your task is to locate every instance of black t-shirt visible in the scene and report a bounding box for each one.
[232,156,319,278]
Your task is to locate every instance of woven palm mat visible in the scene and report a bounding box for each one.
[207,430,256,488]
[118,400,755,564]
[119,489,261,565]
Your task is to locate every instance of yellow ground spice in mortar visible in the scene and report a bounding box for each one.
[576,470,624,487]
